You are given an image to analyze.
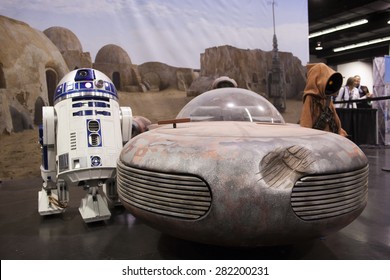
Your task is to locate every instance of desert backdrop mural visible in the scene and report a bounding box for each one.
[0,0,308,180]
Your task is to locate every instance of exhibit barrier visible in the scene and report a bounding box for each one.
[335,108,378,145]
[333,96,390,145]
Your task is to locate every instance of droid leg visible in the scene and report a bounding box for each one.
[38,178,69,216]
[79,185,111,223]
[103,179,121,206]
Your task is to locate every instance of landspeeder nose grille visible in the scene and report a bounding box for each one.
[117,161,212,220]
[291,165,369,221]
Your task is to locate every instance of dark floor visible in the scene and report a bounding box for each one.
[1,146,390,260]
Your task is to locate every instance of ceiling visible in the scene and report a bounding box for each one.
[308,0,390,66]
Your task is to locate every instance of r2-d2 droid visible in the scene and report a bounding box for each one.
[38,68,132,222]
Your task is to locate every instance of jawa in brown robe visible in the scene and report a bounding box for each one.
[300,63,347,137]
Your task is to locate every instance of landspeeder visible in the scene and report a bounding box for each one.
[117,88,369,246]
[38,68,136,222]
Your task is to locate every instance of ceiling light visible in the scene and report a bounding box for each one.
[309,19,368,39]
[333,36,390,52]
[315,42,323,50]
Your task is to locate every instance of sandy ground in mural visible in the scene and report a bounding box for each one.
[0,89,303,181]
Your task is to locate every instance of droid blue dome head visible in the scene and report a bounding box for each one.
[53,68,118,104]
[176,88,285,124]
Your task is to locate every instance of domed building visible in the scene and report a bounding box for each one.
[0,15,68,133]
[43,26,92,70]
[94,44,141,91]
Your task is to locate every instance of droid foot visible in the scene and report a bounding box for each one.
[79,190,111,223]
[38,189,67,216]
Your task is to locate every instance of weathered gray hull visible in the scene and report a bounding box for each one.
[118,121,368,246]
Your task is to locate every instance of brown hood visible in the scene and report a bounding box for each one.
[303,63,342,99]
[300,63,347,137]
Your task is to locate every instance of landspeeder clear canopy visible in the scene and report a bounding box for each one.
[176,88,285,124]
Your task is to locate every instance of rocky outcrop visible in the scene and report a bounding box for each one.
[188,45,306,98]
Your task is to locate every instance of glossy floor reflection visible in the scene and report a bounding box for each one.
[0,147,389,260]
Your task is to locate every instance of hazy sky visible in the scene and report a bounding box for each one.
[1,0,309,68]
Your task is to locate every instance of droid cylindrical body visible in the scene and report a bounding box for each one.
[38,68,132,221]
[53,68,127,186]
